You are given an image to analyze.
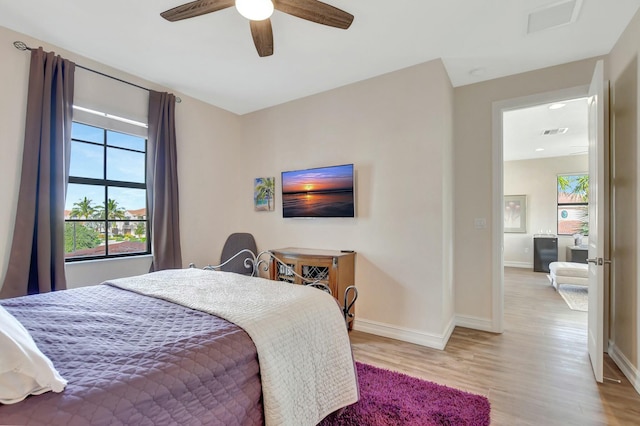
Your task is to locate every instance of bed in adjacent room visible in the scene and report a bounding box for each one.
[0,268,359,426]
[548,261,589,291]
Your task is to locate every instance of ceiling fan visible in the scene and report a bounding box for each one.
[161,0,354,57]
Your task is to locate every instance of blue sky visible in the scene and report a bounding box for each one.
[65,123,147,212]
[557,174,587,194]
[282,164,353,193]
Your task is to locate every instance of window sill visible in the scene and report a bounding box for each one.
[65,254,153,288]
[65,254,153,265]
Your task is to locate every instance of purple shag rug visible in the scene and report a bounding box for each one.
[320,362,491,426]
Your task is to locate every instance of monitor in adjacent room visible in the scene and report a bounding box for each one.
[281,164,355,218]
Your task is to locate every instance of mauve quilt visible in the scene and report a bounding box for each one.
[0,285,263,426]
[106,269,359,426]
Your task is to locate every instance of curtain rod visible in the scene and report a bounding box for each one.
[13,41,182,103]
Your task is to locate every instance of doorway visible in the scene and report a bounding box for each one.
[501,95,591,333]
[502,96,590,273]
[490,85,591,333]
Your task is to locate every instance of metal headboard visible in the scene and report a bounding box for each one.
[189,249,358,328]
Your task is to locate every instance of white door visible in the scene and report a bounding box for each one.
[587,60,605,383]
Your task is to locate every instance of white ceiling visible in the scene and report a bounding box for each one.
[4,1,627,162]
[0,0,638,117]
[503,97,589,161]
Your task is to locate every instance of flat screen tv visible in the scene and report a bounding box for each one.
[282,164,355,218]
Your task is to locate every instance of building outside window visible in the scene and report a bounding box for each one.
[557,173,589,236]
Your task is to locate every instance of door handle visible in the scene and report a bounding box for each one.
[587,258,612,265]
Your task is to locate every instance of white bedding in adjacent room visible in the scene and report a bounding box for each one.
[551,261,588,278]
[549,261,589,290]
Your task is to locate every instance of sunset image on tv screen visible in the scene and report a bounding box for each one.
[282,164,354,218]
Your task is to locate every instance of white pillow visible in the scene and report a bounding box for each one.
[0,304,67,404]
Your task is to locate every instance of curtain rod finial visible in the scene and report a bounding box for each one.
[13,41,31,51]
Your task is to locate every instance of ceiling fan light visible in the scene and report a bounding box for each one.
[236,0,274,21]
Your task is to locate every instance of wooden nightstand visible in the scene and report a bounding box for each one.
[269,247,356,329]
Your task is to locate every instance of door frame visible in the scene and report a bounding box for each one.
[491,85,591,333]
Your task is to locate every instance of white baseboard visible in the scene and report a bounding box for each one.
[455,314,496,332]
[503,261,532,269]
[442,315,456,346]
[353,317,454,350]
[609,342,640,395]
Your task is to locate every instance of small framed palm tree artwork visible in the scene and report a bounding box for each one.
[254,177,275,211]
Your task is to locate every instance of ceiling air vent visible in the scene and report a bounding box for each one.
[542,128,569,135]
[527,0,582,34]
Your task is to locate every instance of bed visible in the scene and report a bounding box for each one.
[548,261,589,291]
[0,262,359,425]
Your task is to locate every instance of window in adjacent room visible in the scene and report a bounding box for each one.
[557,173,589,236]
[65,121,149,260]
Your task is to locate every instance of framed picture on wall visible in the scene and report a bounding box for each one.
[504,195,527,233]
[254,177,275,211]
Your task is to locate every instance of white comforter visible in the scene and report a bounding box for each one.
[106,268,358,426]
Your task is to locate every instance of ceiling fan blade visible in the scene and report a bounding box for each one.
[161,0,235,22]
[250,19,274,57]
[274,0,354,29]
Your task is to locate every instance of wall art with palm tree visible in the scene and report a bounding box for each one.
[254,177,275,211]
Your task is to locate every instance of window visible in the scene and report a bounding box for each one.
[65,122,149,260]
[557,173,589,236]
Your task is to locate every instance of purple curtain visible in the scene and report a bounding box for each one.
[1,48,75,298]
[147,91,182,271]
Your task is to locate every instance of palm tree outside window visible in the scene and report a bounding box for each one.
[557,173,589,236]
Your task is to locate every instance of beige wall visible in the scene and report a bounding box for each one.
[238,60,456,347]
[504,155,589,267]
[0,25,243,288]
[608,9,640,383]
[0,27,28,287]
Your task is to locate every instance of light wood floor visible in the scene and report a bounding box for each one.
[349,267,640,425]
